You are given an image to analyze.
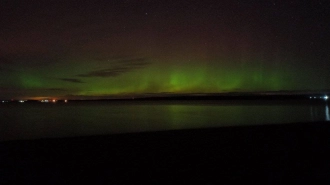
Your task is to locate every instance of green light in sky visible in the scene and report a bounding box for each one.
[0,55,325,100]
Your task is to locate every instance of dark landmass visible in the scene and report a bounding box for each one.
[1,121,330,184]
[3,92,330,103]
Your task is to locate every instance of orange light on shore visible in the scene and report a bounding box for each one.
[52,99,56,103]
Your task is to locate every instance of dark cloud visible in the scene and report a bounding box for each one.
[0,54,63,70]
[60,78,85,83]
[0,56,12,64]
[0,57,14,72]
[14,54,61,67]
[46,88,67,91]
[91,55,134,62]
[78,58,150,78]
[0,57,14,73]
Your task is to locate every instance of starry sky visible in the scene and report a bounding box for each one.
[0,0,329,99]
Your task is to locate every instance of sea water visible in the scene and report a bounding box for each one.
[0,100,329,141]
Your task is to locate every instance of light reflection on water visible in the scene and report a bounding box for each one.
[0,100,329,141]
[310,103,330,121]
[326,104,330,121]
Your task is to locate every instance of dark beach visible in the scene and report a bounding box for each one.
[1,121,329,184]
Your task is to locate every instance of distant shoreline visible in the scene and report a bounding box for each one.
[2,93,330,103]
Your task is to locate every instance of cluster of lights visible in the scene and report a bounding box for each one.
[40,99,68,103]
[1,99,68,103]
[309,95,328,100]
[40,99,57,103]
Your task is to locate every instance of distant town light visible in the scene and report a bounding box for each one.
[64,100,68,103]
[19,100,24,103]
[324,95,328,100]
[52,99,56,103]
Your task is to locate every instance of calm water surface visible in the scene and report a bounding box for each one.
[1,100,329,141]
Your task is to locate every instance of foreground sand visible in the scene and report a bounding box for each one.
[1,121,330,184]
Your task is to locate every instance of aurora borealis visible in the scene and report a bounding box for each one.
[0,0,329,99]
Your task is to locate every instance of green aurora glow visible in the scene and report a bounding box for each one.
[1,55,320,99]
[0,0,329,99]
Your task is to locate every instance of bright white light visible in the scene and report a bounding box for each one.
[64,100,68,103]
[324,95,328,100]
[19,100,24,103]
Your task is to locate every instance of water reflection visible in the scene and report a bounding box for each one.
[326,104,330,121]
[310,107,316,122]
[1,101,330,141]
[310,103,330,121]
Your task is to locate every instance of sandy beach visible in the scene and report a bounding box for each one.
[1,121,330,184]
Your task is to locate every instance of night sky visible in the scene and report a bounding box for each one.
[1,0,329,99]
